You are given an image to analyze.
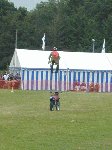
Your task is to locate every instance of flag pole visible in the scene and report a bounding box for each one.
[15,29,18,49]
[92,39,95,53]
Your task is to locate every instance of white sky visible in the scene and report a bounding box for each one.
[9,0,48,11]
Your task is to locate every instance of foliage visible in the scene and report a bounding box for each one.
[0,90,112,150]
[0,0,112,69]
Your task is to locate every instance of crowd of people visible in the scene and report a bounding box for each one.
[0,72,21,89]
[0,72,21,81]
[73,81,100,92]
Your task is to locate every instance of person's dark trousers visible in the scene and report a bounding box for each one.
[55,64,59,73]
[51,60,59,73]
[50,64,53,73]
[51,60,55,73]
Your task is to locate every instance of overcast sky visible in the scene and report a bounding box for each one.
[9,0,48,11]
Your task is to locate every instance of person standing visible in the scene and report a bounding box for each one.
[48,47,60,73]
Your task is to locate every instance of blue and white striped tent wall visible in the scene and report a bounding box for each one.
[21,69,112,92]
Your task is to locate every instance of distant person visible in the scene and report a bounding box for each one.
[3,72,9,80]
[80,81,86,91]
[73,80,80,91]
[48,47,60,73]
[15,73,21,80]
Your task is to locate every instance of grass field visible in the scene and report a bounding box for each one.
[0,89,112,150]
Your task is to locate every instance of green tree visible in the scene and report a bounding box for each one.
[0,0,112,69]
[0,0,17,69]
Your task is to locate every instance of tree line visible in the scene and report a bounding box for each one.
[0,0,112,69]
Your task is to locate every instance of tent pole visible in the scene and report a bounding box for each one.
[58,70,60,92]
[50,71,53,92]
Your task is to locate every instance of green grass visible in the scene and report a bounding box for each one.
[0,89,112,150]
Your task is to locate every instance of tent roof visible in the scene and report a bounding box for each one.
[9,49,112,70]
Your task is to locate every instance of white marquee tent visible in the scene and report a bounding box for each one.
[9,49,112,92]
[10,49,112,70]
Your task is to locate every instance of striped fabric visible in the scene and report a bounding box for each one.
[21,69,112,92]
